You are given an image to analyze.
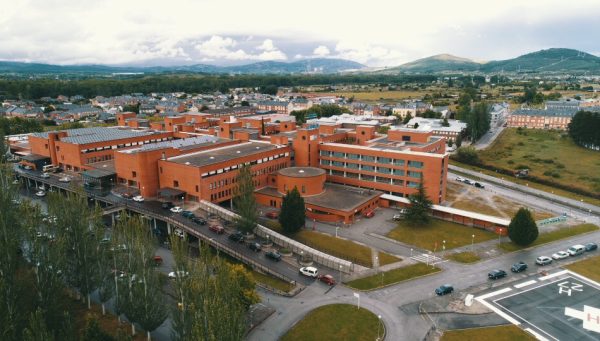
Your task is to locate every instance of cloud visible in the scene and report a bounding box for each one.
[333,41,405,66]
[313,45,330,56]
[194,36,286,62]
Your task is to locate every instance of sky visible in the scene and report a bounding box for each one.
[1,0,599,67]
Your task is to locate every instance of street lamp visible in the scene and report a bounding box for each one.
[339,265,343,284]
[335,225,340,238]
[442,240,446,257]
[377,315,382,341]
[410,248,413,258]
[471,234,475,251]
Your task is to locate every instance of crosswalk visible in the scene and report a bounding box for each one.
[411,253,447,265]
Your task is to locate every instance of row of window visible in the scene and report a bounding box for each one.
[86,154,113,164]
[328,170,421,187]
[320,150,425,169]
[210,189,232,201]
[321,160,423,178]
[199,152,289,179]
[80,137,171,154]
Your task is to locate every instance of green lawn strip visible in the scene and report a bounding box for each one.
[378,251,402,266]
[565,255,600,282]
[345,263,441,290]
[449,160,600,207]
[281,304,381,341]
[498,223,599,252]
[294,230,373,267]
[447,251,481,263]
[441,325,536,341]
[386,219,496,251]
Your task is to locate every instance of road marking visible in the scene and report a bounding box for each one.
[567,270,600,289]
[539,270,568,281]
[476,287,512,300]
[515,280,537,289]
[476,296,521,325]
[525,328,550,341]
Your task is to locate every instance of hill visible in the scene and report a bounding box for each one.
[0,58,365,75]
[383,54,481,73]
[480,48,600,73]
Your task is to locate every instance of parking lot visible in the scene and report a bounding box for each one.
[479,270,600,340]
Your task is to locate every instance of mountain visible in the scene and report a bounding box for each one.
[479,48,600,73]
[382,54,481,73]
[0,58,365,75]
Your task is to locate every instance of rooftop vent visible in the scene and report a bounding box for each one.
[209,156,215,159]
[236,151,241,154]
[299,170,305,173]
[185,162,190,165]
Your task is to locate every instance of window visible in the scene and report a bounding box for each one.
[332,152,345,158]
[408,171,422,179]
[173,180,179,188]
[301,185,305,193]
[393,169,405,176]
[332,161,345,168]
[45,144,48,149]
[320,159,330,166]
[402,135,411,141]
[362,165,375,172]
[378,157,391,164]
[362,155,375,162]
[195,185,199,192]
[159,167,163,174]
[393,159,405,166]
[407,181,419,188]
[347,153,360,160]
[346,162,359,169]
[378,167,391,174]
[408,161,424,169]
[132,171,137,178]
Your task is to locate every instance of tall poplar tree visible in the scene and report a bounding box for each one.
[233,164,258,234]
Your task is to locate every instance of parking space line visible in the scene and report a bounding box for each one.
[524,328,550,341]
[539,270,568,281]
[476,287,512,300]
[475,296,521,325]
[514,280,537,289]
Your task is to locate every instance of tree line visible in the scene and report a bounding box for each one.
[0,74,437,100]
[0,166,258,340]
[290,104,351,123]
[0,116,45,135]
[455,87,491,140]
[568,110,600,150]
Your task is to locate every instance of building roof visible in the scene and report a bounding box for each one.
[512,108,579,117]
[278,167,325,178]
[167,141,280,168]
[401,117,466,133]
[32,127,160,144]
[120,135,227,154]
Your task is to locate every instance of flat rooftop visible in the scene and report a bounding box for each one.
[32,127,161,145]
[119,135,228,154]
[167,141,280,168]
[278,167,325,178]
[256,183,381,212]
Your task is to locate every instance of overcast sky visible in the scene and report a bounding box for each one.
[1,0,599,67]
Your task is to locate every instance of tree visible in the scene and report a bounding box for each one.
[447,138,453,148]
[402,113,412,125]
[279,187,305,234]
[508,208,539,246]
[568,111,600,149]
[233,164,258,234]
[404,182,432,226]
[451,146,479,165]
[240,100,250,107]
[455,133,463,147]
[442,117,450,127]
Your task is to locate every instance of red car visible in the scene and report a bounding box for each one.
[209,224,224,234]
[265,211,278,219]
[317,274,336,286]
[153,255,163,266]
[363,210,374,218]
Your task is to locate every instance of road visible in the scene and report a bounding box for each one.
[471,116,506,150]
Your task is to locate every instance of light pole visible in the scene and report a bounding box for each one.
[335,225,340,238]
[339,265,343,284]
[377,315,382,341]
[442,240,446,258]
[300,251,304,263]
[410,248,413,258]
[471,234,475,251]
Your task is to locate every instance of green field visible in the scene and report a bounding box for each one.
[441,325,535,341]
[566,255,600,282]
[447,251,481,263]
[498,223,599,252]
[294,230,374,267]
[281,304,382,341]
[478,128,600,196]
[345,263,441,290]
[387,219,496,251]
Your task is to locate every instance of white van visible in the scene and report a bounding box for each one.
[568,244,585,256]
[42,164,58,173]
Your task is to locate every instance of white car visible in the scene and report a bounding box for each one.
[41,173,50,178]
[58,176,71,183]
[299,266,319,278]
[455,176,465,182]
[35,190,46,197]
[535,256,553,265]
[170,206,183,213]
[168,270,189,279]
[552,251,569,260]
[174,229,185,238]
[132,195,144,202]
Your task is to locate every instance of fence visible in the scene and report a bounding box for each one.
[198,200,354,273]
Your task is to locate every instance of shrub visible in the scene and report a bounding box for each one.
[451,146,480,165]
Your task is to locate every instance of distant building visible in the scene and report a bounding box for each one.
[403,117,466,139]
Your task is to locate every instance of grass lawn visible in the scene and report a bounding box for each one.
[498,224,599,252]
[345,263,441,290]
[281,304,381,341]
[294,230,374,267]
[251,270,294,292]
[378,251,402,266]
[566,255,600,282]
[330,90,440,102]
[387,219,496,251]
[447,251,481,263]
[478,129,600,196]
[441,325,535,341]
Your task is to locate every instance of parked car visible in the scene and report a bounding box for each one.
[265,251,282,262]
[585,242,598,252]
[455,176,465,182]
[265,211,278,219]
[181,210,194,218]
[299,266,318,278]
[174,229,185,238]
[168,271,189,279]
[58,176,71,183]
[488,269,507,280]
[161,201,174,210]
[474,182,485,189]
[552,251,569,260]
[568,244,586,256]
[132,195,144,202]
[35,190,46,197]
[207,224,223,234]
[122,192,133,199]
[192,217,207,225]
[228,231,245,243]
[41,173,50,178]
[170,206,183,213]
[435,284,454,296]
[536,256,553,265]
[463,179,475,185]
[363,210,374,218]
[511,261,528,273]
[248,242,262,252]
[317,274,336,286]
[153,255,163,266]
